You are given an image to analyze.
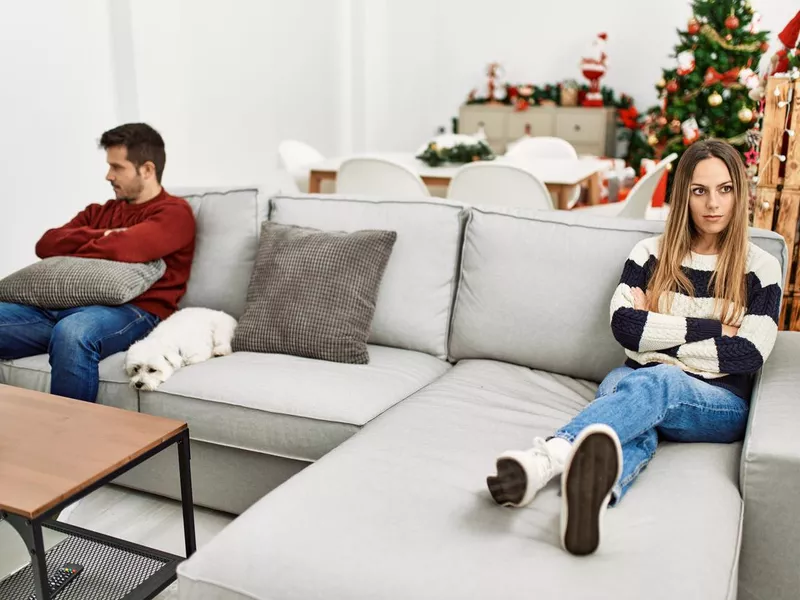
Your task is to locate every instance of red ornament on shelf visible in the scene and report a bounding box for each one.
[666,80,679,93]
[725,14,740,30]
[688,17,700,35]
[580,32,608,107]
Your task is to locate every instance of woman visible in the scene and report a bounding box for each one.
[486,139,782,557]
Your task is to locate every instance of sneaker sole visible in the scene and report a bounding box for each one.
[562,431,619,556]
[487,458,527,507]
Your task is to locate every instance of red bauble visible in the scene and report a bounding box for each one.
[688,17,701,35]
[725,14,740,30]
[761,41,770,52]
[666,80,679,93]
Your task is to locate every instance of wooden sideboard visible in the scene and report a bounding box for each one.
[459,104,618,157]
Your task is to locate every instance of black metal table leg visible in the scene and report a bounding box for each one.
[177,429,196,557]
[6,514,50,600]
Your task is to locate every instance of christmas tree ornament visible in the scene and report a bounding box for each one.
[657,115,667,127]
[682,118,700,145]
[711,52,718,60]
[647,134,659,146]
[580,33,608,107]
[677,50,696,76]
[725,14,740,30]
[670,119,682,133]
[688,17,701,35]
[722,89,731,99]
[761,42,769,52]
[725,34,733,42]
[738,107,754,122]
[657,77,666,88]
[708,92,723,106]
[666,80,679,93]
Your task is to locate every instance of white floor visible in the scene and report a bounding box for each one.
[0,486,234,599]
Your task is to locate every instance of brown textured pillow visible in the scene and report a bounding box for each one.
[232,222,397,363]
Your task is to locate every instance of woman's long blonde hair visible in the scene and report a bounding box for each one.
[646,139,749,324]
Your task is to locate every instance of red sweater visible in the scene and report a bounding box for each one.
[35,189,196,320]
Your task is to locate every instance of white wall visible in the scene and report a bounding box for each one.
[129,0,345,189]
[0,0,117,276]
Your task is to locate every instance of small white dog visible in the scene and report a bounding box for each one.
[126,307,238,391]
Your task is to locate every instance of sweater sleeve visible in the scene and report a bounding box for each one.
[70,201,195,263]
[676,254,783,375]
[610,240,723,352]
[35,205,106,259]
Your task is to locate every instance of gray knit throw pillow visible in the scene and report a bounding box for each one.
[232,222,397,364]
[0,257,166,309]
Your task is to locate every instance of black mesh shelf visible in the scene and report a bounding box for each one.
[0,520,182,600]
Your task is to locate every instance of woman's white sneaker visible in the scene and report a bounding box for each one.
[560,424,622,556]
[487,438,569,508]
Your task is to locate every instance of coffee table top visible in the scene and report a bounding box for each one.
[0,384,186,519]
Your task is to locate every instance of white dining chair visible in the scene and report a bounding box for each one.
[446,162,554,210]
[336,157,430,197]
[505,136,581,208]
[581,153,678,219]
[278,140,325,192]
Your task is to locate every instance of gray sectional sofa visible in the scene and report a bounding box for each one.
[2,188,798,600]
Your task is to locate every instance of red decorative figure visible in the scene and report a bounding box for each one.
[581,33,608,107]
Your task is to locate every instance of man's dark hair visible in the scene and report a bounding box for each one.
[100,123,166,183]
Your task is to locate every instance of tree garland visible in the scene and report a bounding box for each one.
[416,141,495,167]
[700,24,763,52]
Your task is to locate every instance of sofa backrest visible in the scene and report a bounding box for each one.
[174,187,268,318]
[448,208,788,383]
[269,194,466,359]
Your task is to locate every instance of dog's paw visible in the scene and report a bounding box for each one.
[212,343,232,357]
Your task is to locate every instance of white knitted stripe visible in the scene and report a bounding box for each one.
[737,313,778,361]
[676,338,721,372]
[640,312,687,352]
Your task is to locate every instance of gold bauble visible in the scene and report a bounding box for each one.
[657,78,667,88]
[647,134,660,146]
[738,107,754,122]
[708,92,723,107]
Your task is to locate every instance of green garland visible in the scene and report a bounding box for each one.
[467,81,635,109]
[416,141,495,167]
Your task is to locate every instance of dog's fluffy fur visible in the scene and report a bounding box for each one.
[126,307,238,391]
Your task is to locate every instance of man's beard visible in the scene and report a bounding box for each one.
[113,178,145,203]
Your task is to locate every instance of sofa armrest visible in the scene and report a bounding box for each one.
[739,331,800,600]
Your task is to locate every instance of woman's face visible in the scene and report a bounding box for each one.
[688,157,735,241]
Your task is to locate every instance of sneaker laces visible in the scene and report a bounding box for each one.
[527,438,556,481]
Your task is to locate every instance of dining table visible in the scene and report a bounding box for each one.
[307,152,607,210]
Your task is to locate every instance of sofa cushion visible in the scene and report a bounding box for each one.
[177,359,743,600]
[137,345,449,462]
[269,194,466,359]
[174,187,269,319]
[0,257,166,309]
[233,222,397,364]
[449,208,788,382]
[0,352,138,412]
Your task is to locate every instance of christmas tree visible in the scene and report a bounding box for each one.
[645,0,769,195]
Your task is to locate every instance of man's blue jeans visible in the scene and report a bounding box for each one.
[555,364,749,504]
[0,302,159,402]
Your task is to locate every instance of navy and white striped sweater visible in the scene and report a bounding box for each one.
[610,236,782,400]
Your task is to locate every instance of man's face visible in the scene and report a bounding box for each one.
[105,146,144,202]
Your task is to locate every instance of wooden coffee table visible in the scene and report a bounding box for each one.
[0,384,196,600]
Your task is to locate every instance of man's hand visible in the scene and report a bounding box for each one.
[722,324,739,337]
[632,287,648,311]
[104,228,127,236]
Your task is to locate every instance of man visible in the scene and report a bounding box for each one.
[0,123,196,402]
